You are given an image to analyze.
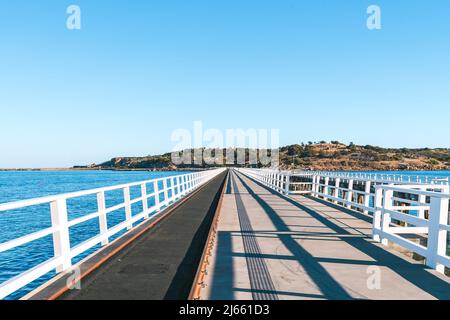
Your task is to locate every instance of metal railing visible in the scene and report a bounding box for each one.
[237,168,450,274]
[0,168,225,299]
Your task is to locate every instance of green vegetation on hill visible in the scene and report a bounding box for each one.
[279,142,450,171]
[84,142,450,171]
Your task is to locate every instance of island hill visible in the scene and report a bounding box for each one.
[77,142,450,172]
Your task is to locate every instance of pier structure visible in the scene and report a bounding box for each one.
[0,169,226,299]
[0,168,449,300]
[238,168,450,274]
[197,169,449,300]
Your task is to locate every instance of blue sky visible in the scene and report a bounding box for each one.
[0,0,449,167]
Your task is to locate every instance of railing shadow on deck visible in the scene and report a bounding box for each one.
[235,172,450,300]
[233,173,354,300]
[301,194,374,224]
[235,175,352,300]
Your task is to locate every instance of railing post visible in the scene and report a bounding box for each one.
[50,198,72,272]
[381,188,393,246]
[180,176,186,194]
[346,179,354,209]
[97,191,109,245]
[319,176,323,194]
[141,183,149,219]
[163,178,169,204]
[418,187,426,219]
[123,186,133,230]
[154,180,161,211]
[184,175,189,192]
[275,173,278,190]
[363,181,372,215]
[176,176,182,198]
[427,196,449,273]
[373,187,383,242]
[284,174,290,195]
[171,177,176,201]
[188,175,193,191]
[274,173,278,191]
[323,176,330,196]
[311,176,316,195]
[333,178,340,204]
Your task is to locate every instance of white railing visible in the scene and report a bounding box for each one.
[236,168,292,195]
[292,170,449,185]
[373,184,450,273]
[237,168,450,274]
[308,174,382,215]
[0,168,225,299]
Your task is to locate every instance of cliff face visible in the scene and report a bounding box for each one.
[91,143,450,171]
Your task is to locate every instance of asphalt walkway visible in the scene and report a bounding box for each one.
[56,171,227,300]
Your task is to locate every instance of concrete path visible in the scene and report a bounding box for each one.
[202,170,450,300]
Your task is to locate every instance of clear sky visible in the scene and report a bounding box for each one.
[0,0,449,167]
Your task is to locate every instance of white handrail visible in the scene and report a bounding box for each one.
[237,168,450,274]
[291,170,449,185]
[0,168,225,299]
[372,184,450,273]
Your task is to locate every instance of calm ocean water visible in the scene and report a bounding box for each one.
[0,169,449,299]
